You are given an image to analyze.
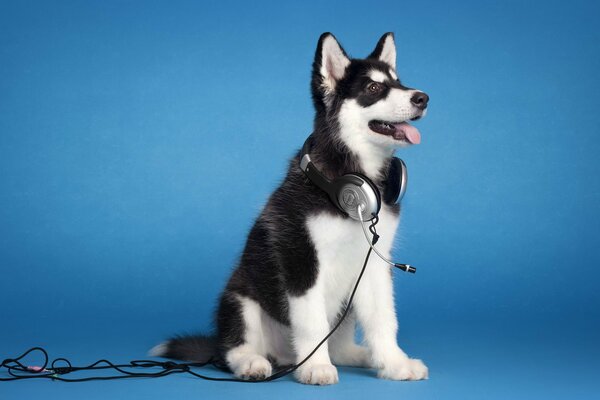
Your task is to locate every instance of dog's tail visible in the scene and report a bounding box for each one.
[149,334,218,363]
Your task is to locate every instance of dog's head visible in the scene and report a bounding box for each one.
[312,33,428,154]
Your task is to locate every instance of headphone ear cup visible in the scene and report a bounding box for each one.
[356,172,382,212]
[333,174,381,221]
[382,158,407,204]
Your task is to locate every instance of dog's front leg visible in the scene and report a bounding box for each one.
[354,259,428,380]
[288,284,339,385]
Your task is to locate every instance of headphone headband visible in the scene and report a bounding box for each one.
[300,136,333,196]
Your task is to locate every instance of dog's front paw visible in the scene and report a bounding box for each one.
[296,363,339,385]
[378,358,428,381]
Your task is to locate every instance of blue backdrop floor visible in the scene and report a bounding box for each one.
[2,316,597,399]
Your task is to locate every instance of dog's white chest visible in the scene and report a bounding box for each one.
[306,207,399,319]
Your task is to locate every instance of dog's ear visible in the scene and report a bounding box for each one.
[368,32,396,70]
[312,33,350,102]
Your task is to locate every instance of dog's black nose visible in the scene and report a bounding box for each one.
[410,92,429,110]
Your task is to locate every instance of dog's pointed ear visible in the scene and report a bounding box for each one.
[312,33,350,98]
[369,32,396,70]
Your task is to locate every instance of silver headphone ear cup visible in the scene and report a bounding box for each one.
[335,175,380,221]
[398,158,407,201]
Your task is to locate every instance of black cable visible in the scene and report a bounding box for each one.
[1,221,380,383]
[1,347,219,382]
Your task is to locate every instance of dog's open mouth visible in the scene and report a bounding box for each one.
[368,120,421,144]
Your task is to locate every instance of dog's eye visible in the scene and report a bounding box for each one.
[368,82,383,94]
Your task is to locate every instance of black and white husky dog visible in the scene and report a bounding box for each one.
[152,32,429,385]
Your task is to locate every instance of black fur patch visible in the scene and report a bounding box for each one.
[160,334,217,362]
[338,60,412,108]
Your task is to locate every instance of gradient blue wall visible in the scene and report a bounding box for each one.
[1,0,599,398]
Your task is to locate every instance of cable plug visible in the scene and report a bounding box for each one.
[26,366,50,373]
[394,263,416,273]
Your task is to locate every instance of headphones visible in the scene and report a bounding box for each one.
[300,135,408,221]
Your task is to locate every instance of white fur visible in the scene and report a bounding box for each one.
[148,342,168,357]
[260,308,295,365]
[369,69,388,83]
[288,285,338,385]
[304,207,427,381]
[337,89,421,178]
[225,296,273,379]
[225,295,296,379]
[389,69,398,80]
[320,35,350,95]
[377,34,397,70]
[288,207,401,384]
[328,315,371,367]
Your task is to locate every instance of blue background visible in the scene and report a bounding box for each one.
[1,0,599,398]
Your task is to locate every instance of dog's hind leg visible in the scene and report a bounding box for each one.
[329,313,372,368]
[220,294,273,380]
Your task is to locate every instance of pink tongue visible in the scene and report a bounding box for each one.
[394,122,421,144]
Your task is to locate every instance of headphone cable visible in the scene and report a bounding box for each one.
[357,204,416,273]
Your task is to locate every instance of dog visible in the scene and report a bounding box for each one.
[151,32,429,385]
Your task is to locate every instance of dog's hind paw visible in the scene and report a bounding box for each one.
[378,358,428,381]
